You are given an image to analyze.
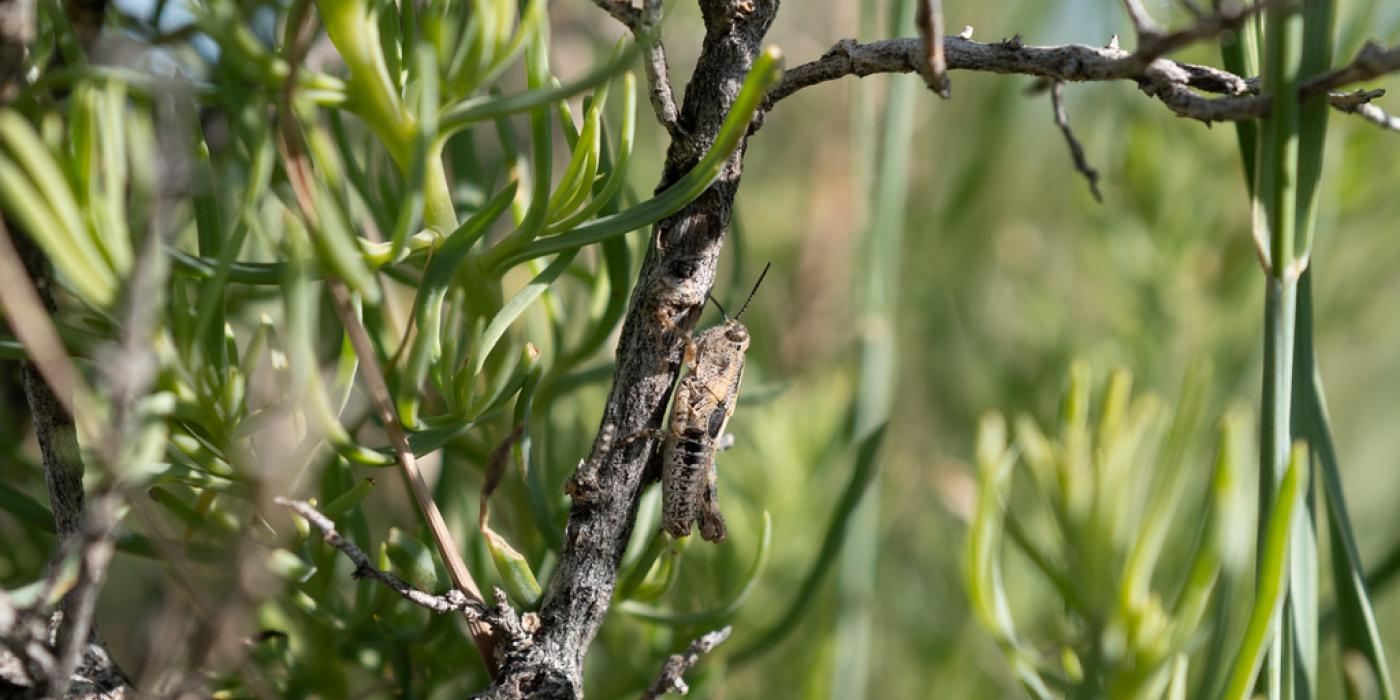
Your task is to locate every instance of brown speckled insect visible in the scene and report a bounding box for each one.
[661,264,770,542]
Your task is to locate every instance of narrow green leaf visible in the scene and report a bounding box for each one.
[617,527,671,602]
[617,511,772,626]
[471,249,575,380]
[321,478,376,519]
[438,40,640,135]
[382,527,446,591]
[488,46,784,272]
[482,527,542,609]
[396,183,516,427]
[1300,271,1395,700]
[546,72,636,235]
[1222,443,1308,700]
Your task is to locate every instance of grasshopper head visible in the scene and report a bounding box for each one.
[706,262,768,351]
[723,319,750,349]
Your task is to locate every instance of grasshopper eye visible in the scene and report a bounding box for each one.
[725,325,749,344]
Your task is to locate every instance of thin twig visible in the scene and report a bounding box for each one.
[1050,81,1103,203]
[324,284,488,610]
[1127,0,1286,68]
[590,0,640,26]
[591,0,681,135]
[1331,89,1400,132]
[1302,40,1400,99]
[1121,0,1165,39]
[275,498,481,615]
[640,626,733,699]
[915,0,949,97]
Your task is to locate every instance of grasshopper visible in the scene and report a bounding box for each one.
[660,264,770,542]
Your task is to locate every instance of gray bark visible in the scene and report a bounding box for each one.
[475,2,779,697]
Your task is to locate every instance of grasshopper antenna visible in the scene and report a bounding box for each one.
[706,293,730,320]
[733,262,771,321]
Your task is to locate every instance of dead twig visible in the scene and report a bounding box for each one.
[640,626,733,699]
[1330,89,1400,131]
[1121,0,1165,40]
[1302,40,1400,98]
[915,0,949,98]
[276,498,539,652]
[1050,81,1103,203]
[275,498,481,615]
[1125,0,1287,69]
[591,0,681,135]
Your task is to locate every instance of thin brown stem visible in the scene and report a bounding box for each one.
[916,0,950,97]
[1050,81,1103,203]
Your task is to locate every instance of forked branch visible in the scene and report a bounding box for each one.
[761,34,1400,129]
[592,0,681,136]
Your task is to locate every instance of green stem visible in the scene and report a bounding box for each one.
[1256,4,1306,696]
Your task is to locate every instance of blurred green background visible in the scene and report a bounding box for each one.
[614,1,1400,697]
[3,0,1400,697]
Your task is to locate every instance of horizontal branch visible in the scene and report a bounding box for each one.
[763,34,1400,128]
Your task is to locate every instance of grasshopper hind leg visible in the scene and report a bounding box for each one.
[698,465,727,542]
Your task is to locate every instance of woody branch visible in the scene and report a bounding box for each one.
[478,2,1400,698]
[760,33,1400,128]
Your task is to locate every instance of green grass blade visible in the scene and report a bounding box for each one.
[1295,0,1334,260]
[1223,443,1308,700]
[1297,273,1395,700]
[1215,0,1260,193]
